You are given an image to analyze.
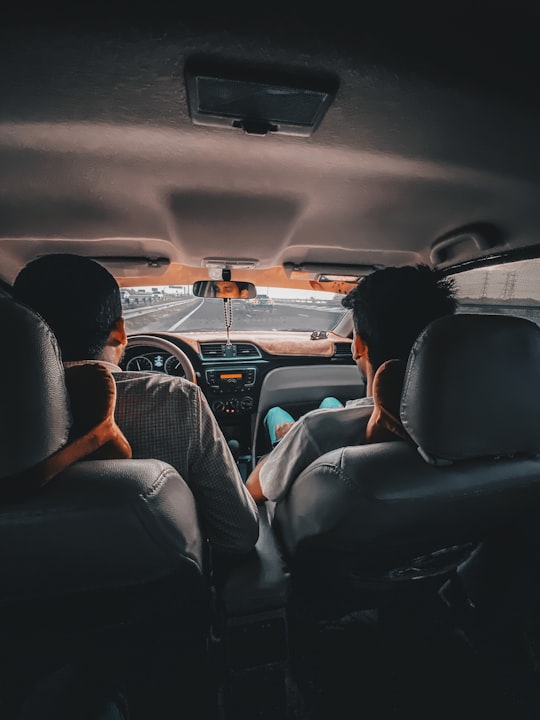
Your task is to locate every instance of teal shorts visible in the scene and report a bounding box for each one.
[264,397,344,446]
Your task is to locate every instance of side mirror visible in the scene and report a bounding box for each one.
[193,280,257,299]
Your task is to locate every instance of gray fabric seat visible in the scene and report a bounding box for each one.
[0,298,210,715]
[273,313,540,620]
[0,296,206,601]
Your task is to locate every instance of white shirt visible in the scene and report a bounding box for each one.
[259,397,375,502]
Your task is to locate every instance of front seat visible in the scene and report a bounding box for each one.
[272,313,540,627]
[0,298,210,717]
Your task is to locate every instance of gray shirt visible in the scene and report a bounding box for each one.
[65,361,259,554]
[259,397,375,502]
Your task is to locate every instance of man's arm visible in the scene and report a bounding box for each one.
[246,455,270,503]
[189,387,259,553]
[247,403,374,504]
[245,418,298,502]
[246,417,323,504]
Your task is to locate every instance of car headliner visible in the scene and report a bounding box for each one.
[1,3,540,289]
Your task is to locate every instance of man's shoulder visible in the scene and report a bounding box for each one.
[345,396,375,409]
[113,371,200,398]
[301,398,373,426]
[291,399,374,445]
[259,397,375,500]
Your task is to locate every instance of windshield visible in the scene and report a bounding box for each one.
[122,285,349,334]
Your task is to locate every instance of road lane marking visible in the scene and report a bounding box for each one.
[168,299,205,330]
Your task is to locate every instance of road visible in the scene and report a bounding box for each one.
[124,297,346,334]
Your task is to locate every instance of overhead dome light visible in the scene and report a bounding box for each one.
[185,59,338,137]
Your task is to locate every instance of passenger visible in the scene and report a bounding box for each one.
[12,254,259,554]
[246,265,457,502]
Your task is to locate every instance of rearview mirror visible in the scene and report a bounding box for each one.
[193,280,257,299]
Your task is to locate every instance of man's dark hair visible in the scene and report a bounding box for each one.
[342,264,457,372]
[12,254,122,361]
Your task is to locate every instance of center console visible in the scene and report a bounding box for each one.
[205,366,257,417]
[201,365,261,477]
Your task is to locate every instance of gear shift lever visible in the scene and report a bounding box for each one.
[227,439,240,463]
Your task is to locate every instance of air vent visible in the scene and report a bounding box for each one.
[236,343,261,358]
[333,342,352,358]
[200,342,261,360]
[200,343,227,359]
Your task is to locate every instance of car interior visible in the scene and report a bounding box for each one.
[3,3,540,719]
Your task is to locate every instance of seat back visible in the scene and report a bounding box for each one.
[0,297,206,598]
[0,298,210,711]
[273,314,540,617]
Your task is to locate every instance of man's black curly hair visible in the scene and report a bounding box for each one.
[13,253,122,361]
[341,264,457,371]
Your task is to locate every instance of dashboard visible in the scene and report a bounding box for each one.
[120,333,361,460]
[121,340,266,418]
[125,350,258,403]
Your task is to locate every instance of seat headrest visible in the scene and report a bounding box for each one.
[400,313,540,463]
[1,298,71,479]
[0,298,131,498]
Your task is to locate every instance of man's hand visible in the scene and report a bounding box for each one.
[275,421,294,441]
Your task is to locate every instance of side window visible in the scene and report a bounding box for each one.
[450,258,540,328]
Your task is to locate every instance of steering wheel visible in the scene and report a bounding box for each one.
[126,335,197,385]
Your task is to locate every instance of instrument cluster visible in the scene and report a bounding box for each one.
[124,351,186,377]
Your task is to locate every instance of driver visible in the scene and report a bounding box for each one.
[213,281,250,299]
[12,253,259,554]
